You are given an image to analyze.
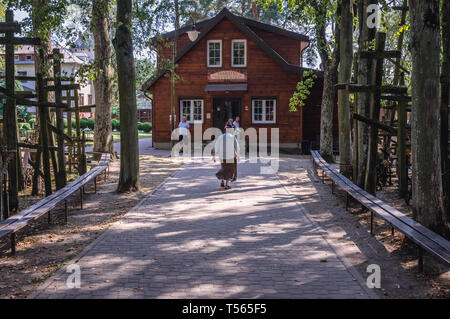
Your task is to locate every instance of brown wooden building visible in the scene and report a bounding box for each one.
[142,8,336,150]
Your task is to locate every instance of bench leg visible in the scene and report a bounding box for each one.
[331,181,334,194]
[48,211,51,224]
[80,188,83,210]
[418,247,424,273]
[370,211,374,235]
[104,169,107,182]
[321,170,325,183]
[94,177,97,193]
[10,233,15,256]
[64,200,68,224]
[345,193,349,210]
[391,225,395,236]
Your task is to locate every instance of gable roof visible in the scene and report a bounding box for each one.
[142,8,319,92]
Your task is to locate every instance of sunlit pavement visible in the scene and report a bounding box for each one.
[30,159,372,299]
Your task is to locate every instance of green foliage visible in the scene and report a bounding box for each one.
[137,122,143,130]
[28,116,36,127]
[289,70,317,112]
[80,117,88,129]
[19,122,31,131]
[87,118,95,130]
[111,118,120,131]
[141,122,152,132]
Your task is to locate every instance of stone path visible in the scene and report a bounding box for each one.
[31,159,372,298]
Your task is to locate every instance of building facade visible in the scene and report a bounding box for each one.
[1,42,95,117]
[143,8,337,150]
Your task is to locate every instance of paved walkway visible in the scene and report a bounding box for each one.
[31,159,371,298]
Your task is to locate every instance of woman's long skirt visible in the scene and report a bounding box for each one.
[216,159,236,181]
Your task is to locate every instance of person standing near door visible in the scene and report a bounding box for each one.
[232,116,240,131]
[178,116,190,154]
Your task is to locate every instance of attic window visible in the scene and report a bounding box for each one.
[232,40,246,67]
[207,40,222,67]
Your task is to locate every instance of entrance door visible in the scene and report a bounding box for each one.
[213,98,241,130]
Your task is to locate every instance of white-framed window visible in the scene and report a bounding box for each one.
[252,99,276,124]
[26,55,32,60]
[180,99,204,123]
[14,55,19,61]
[231,39,246,67]
[207,40,222,67]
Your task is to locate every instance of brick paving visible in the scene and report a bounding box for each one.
[30,159,372,299]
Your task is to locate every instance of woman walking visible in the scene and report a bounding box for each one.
[213,126,240,190]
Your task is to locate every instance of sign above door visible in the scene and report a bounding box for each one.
[207,70,247,83]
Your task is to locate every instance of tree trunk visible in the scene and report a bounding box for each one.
[317,3,340,162]
[337,0,353,177]
[356,0,376,188]
[319,59,339,162]
[441,0,450,220]
[92,0,114,156]
[251,2,260,21]
[3,10,19,213]
[32,0,53,196]
[410,0,447,235]
[114,0,140,192]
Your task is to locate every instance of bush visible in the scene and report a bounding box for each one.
[87,118,95,130]
[63,118,68,128]
[28,117,36,128]
[19,122,31,131]
[137,122,143,131]
[111,119,120,131]
[80,118,88,129]
[141,122,152,133]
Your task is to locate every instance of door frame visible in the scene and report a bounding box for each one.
[212,96,242,129]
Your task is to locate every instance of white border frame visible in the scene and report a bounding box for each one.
[207,40,222,68]
[180,99,204,124]
[252,99,277,124]
[231,39,247,67]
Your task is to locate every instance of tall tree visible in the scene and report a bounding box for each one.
[441,0,450,219]
[337,0,353,176]
[268,0,340,162]
[114,0,140,192]
[92,0,114,156]
[315,1,340,162]
[355,0,376,187]
[409,0,446,235]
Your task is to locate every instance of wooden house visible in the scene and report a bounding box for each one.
[142,8,337,150]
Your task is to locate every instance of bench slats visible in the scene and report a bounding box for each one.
[311,150,450,265]
[0,154,110,242]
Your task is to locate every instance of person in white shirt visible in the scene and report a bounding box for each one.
[178,116,190,153]
[213,126,240,190]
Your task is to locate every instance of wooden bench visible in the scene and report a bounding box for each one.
[310,150,450,272]
[0,153,110,255]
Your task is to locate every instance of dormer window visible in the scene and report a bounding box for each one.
[232,39,246,67]
[207,40,222,67]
